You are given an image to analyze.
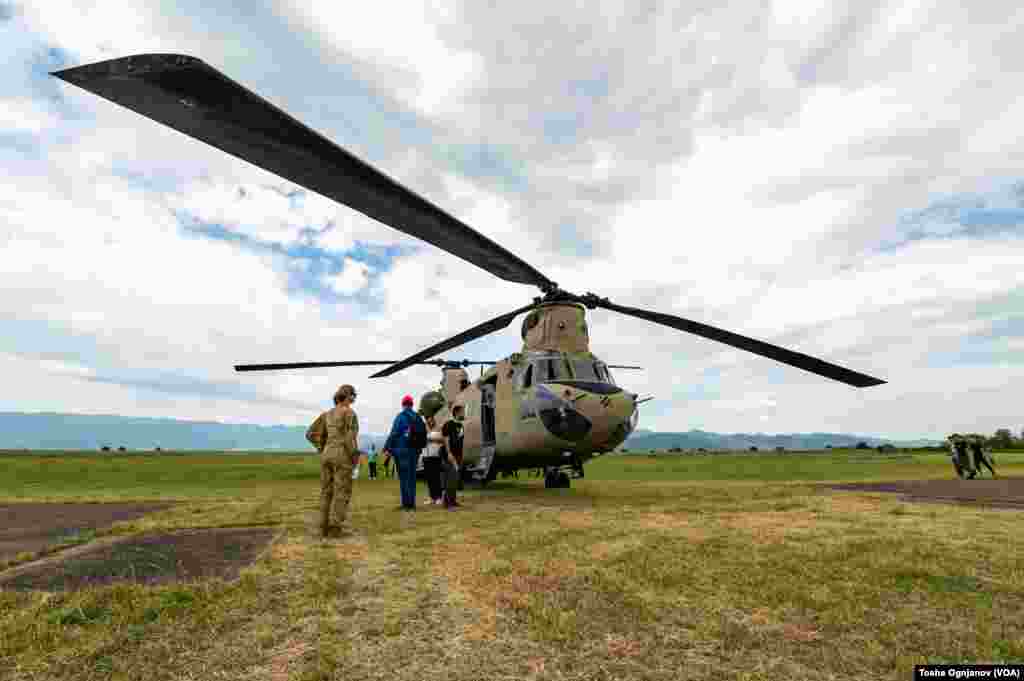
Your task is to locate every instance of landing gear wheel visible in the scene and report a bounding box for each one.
[544,468,557,489]
[545,469,571,489]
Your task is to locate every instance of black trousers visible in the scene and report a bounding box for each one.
[368,461,377,479]
[443,460,459,505]
[423,456,443,500]
[973,451,996,476]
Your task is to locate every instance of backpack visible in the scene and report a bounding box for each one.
[408,412,427,451]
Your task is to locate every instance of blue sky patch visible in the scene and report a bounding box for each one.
[174,211,408,309]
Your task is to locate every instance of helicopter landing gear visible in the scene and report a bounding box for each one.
[543,468,571,489]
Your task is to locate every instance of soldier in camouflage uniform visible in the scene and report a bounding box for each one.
[948,434,974,479]
[306,384,359,538]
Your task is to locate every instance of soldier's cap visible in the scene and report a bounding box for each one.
[402,394,414,406]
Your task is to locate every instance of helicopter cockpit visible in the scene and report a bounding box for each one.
[518,354,618,391]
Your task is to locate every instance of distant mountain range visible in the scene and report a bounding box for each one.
[0,412,389,452]
[622,428,942,451]
[0,412,941,452]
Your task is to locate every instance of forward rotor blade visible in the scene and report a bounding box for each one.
[591,299,885,388]
[370,303,537,378]
[52,54,556,290]
[606,364,643,370]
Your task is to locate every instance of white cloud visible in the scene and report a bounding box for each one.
[330,258,371,295]
[280,0,482,116]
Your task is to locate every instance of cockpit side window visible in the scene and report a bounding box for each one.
[571,360,600,381]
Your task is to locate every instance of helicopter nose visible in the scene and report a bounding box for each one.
[534,385,592,441]
[538,404,592,441]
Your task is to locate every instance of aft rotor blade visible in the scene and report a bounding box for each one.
[370,303,537,378]
[591,299,885,388]
[235,359,499,372]
[52,54,556,290]
[606,364,643,370]
[235,361,401,372]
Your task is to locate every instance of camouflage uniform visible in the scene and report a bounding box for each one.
[949,437,974,479]
[307,405,359,536]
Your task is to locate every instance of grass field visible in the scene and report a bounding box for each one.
[1,450,1022,680]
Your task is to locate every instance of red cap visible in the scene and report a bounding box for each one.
[401,394,414,406]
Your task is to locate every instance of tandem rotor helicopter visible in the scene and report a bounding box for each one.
[54,54,886,488]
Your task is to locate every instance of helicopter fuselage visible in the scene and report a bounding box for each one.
[420,303,639,478]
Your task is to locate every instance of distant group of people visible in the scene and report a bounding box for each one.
[305,386,466,539]
[947,434,997,480]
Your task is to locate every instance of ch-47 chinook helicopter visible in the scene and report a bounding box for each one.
[54,54,886,488]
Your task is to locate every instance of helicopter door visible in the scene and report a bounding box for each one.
[473,378,497,482]
[480,378,496,445]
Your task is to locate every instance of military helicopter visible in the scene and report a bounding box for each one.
[53,54,886,488]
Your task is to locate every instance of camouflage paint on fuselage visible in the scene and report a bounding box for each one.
[419,303,638,475]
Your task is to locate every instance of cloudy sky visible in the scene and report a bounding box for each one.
[2,1,1022,440]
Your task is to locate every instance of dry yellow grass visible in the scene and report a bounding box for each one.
[556,509,597,529]
[635,511,714,540]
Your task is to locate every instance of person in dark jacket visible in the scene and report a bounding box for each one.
[383,395,426,510]
[441,404,466,509]
[969,437,997,478]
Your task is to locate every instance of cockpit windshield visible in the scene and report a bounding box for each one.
[582,360,617,385]
[570,360,600,381]
[534,357,572,382]
[526,355,617,386]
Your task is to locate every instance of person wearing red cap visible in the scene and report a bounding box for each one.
[382,394,427,510]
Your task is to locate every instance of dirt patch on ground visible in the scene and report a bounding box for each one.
[635,512,712,540]
[590,538,643,561]
[557,510,597,529]
[0,502,175,562]
[718,511,835,542]
[0,527,277,591]
[828,478,1024,509]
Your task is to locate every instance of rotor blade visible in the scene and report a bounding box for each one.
[591,299,885,388]
[235,361,402,372]
[370,303,537,378]
[606,364,643,370]
[234,359,499,372]
[52,54,556,290]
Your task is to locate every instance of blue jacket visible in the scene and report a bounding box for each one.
[384,407,423,453]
